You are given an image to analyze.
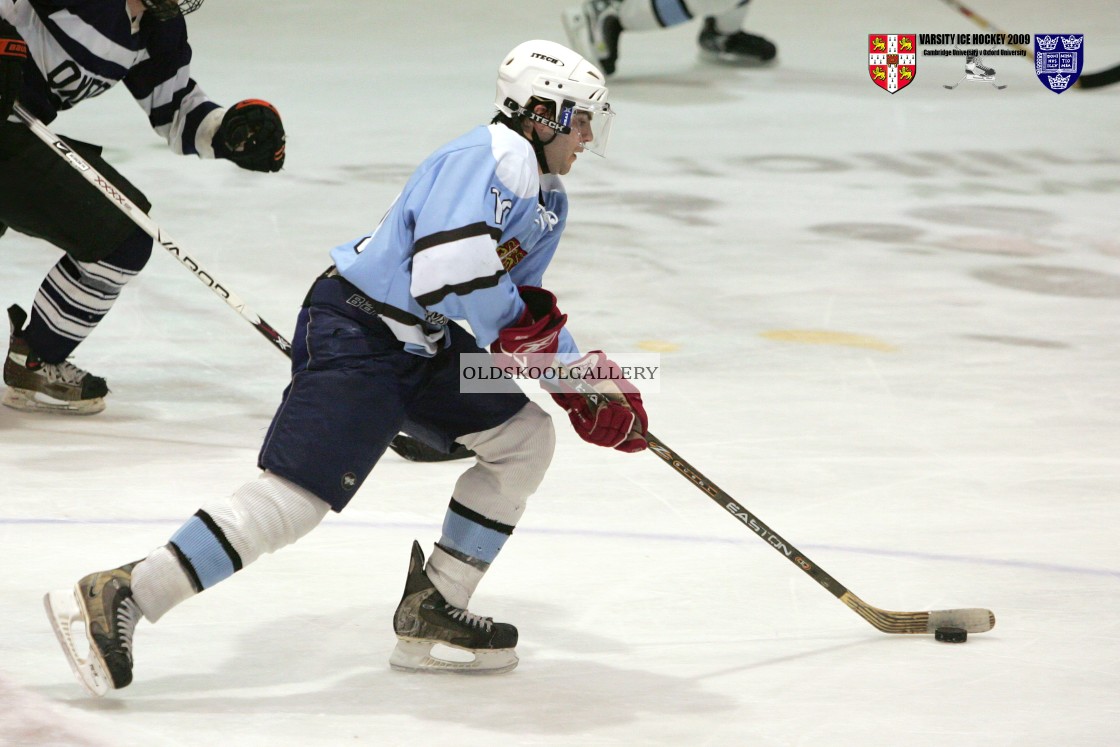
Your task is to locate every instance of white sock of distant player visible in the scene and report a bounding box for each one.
[618,0,749,32]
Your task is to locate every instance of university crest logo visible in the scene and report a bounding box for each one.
[869,34,917,93]
[1035,34,1084,93]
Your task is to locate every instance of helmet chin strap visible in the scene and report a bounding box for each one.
[530,129,557,174]
[503,98,567,174]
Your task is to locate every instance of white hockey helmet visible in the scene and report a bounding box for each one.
[495,40,614,157]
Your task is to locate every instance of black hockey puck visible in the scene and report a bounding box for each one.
[934,626,968,643]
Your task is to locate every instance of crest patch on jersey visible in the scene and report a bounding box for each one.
[496,238,527,271]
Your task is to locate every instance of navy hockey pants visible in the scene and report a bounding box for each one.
[258,276,528,511]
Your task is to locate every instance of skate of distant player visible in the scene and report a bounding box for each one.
[44,39,650,695]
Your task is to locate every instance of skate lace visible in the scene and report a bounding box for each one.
[445,605,494,631]
[42,360,89,387]
[115,597,143,656]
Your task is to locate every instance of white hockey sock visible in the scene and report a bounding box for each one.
[619,0,744,31]
[711,3,749,34]
[131,545,197,623]
[426,402,555,608]
[426,543,485,609]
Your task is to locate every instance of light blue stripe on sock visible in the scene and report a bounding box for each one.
[170,516,236,589]
[440,511,508,563]
[653,0,692,26]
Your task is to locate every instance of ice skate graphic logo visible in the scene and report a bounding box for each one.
[868,34,917,94]
[943,52,1006,91]
[1035,33,1083,93]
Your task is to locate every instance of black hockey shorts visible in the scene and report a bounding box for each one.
[257,275,529,511]
[0,120,152,262]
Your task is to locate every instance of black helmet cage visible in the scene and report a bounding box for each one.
[141,0,204,21]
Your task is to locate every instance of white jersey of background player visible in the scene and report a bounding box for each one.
[43,39,650,696]
[564,0,777,76]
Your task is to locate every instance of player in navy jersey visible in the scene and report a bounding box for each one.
[0,0,285,414]
[44,39,649,694]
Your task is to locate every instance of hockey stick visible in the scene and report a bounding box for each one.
[642,433,995,634]
[552,371,995,635]
[937,0,1119,89]
[936,0,1029,54]
[13,102,292,357]
[1079,63,1120,89]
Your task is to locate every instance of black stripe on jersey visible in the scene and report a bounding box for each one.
[413,222,503,255]
[195,509,244,572]
[143,77,194,126]
[38,14,132,82]
[178,99,219,152]
[448,498,516,536]
[414,270,505,307]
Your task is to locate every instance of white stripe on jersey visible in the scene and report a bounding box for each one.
[492,127,538,199]
[410,233,505,302]
[139,62,190,112]
[47,8,138,68]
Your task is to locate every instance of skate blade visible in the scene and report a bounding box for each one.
[389,638,518,675]
[699,50,778,68]
[3,387,105,415]
[43,589,112,696]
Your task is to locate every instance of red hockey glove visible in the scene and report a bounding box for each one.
[0,20,28,121]
[490,286,567,366]
[548,351,648,453]
[213,99,286,172]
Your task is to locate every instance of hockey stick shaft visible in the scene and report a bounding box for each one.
[551,370,994,634]
[936,0,1030,54]
[13,103,292,358]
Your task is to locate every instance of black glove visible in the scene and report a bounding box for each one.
[213,99,285,172]
[0,19,28,121]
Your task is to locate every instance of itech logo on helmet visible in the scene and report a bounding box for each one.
[530,52,565,66]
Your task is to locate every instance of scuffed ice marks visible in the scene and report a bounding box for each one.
[971,265,1120,299]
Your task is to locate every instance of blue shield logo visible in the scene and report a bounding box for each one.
[1035,34,1083,93]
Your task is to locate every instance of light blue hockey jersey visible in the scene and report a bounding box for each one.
[331,124,579,358]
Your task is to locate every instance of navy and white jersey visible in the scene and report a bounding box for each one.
[331,124,580,358]
[2,0,223,156]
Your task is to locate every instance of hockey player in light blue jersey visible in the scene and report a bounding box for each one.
[1,0,286,414]
[45,39,651,694]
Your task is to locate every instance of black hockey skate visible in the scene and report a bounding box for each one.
[3,304,108,415]
[562,0,623,76]
[698,16,777,66]
[390,541,518,674]
[44,562,142,696]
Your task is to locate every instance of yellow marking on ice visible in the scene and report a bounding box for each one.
[761,330,897,352]
[638,340,680,352]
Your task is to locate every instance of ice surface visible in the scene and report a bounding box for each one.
[2,1,1118,745]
